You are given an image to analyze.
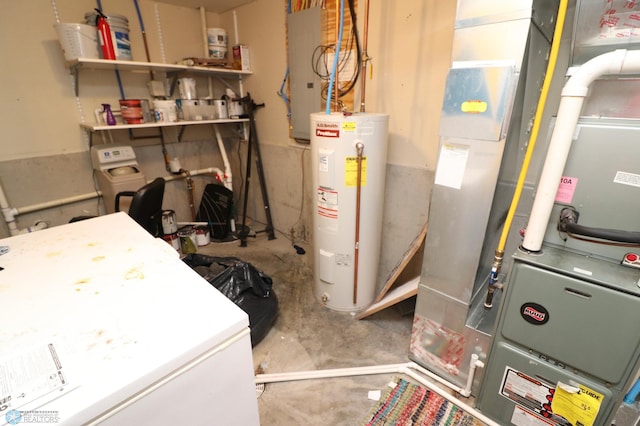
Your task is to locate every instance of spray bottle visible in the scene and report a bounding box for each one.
[102,104,116,126]
[95,8,116,60]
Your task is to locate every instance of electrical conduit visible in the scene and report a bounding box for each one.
[484,0,568,308]
[522,48,640,252]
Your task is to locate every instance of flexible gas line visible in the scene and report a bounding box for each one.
[484,0,568,309]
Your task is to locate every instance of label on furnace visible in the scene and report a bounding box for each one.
[499,367,555,421]
[555,176,578,204]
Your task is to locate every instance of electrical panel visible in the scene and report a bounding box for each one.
[287,7,323,140]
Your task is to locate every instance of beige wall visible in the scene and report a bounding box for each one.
[0,0,455,269]
[226,0,456,169]
[0,0,454,168]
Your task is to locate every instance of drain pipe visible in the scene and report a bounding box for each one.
[0,181,21,235]
[522,49,640,252]
[1,180,97,235]
[255,357,495,425]
[213,124,233,191]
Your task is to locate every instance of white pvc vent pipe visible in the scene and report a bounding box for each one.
[254,358,498,426]
[522,49,640,252]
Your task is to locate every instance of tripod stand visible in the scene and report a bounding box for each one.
[238,93,276,246]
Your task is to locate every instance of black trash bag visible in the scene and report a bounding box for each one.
[182,253,278,347]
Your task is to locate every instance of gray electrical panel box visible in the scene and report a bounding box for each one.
[287,7,323,140]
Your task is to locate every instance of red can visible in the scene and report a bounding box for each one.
[162,232,181,252]
[119,99,144,124]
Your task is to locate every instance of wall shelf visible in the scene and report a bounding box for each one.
[80,118,249,132]
[68,58,251,77]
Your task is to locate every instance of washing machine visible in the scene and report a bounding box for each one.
[91,145,147,214]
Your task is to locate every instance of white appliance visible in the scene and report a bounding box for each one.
[0,213,259,425]
[310,112,389,312]
[91,145,147,214]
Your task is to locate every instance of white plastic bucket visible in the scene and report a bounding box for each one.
[207,28,227,46]
[153,100,177,123]
[208,45,227,59]
[54,23,100,61]
[85,12,132,61]
[207,28,227,59]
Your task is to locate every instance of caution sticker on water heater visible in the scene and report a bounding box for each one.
[317,188,338,219]
[345,157,367,187]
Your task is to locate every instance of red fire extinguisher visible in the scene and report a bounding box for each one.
[95,8,116,60]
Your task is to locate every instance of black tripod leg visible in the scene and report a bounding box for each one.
[239,121,253,247]
[249,109,276,240]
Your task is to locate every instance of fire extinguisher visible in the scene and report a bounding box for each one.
[95,8,116,60]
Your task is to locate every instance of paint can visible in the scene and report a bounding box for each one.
[84,12,132,61]
[161,210,178,235]
[195,226,210,246]
[119,99,143,124]
[207,28,227,59]
[162,232,181,252]
[178,226,197,254]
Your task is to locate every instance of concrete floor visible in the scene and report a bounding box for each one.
[196,227,420,425]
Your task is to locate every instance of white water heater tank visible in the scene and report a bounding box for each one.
[310,112,389,311]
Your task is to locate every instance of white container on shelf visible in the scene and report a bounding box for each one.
[84,12,132,61]
[153,100,177,123]
[54,23,100,61]
[208,27,228,59]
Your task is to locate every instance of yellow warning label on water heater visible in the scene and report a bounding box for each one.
[345,157,367,187]
[342,121,356,131]
[461,100,487,113]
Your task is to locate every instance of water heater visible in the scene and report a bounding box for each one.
[310,112,389,311]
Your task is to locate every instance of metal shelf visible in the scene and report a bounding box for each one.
[81,118,249,132]
[68,58,251,77]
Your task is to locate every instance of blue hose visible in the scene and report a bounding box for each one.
[133,0,145,32]
[325,0,345,114]
[624,377,640,404]
[278,67,291,120]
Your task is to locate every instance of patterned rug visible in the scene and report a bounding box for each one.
[361,378,485,426]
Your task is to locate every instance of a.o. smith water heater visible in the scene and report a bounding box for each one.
[310,112,389,311]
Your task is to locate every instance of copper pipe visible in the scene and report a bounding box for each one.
[353,141,364,304]
[360,0,371,112]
